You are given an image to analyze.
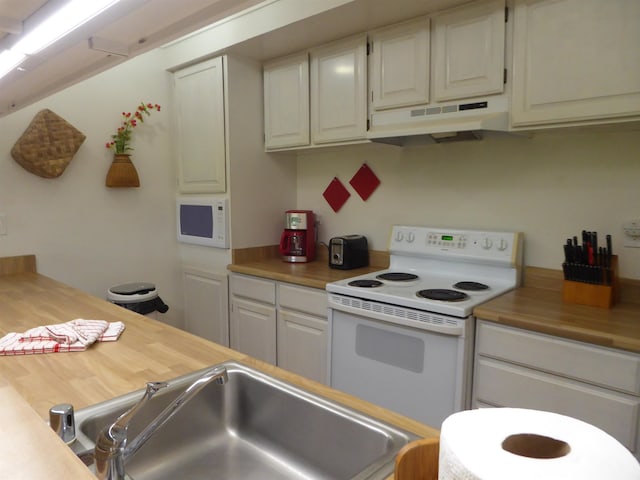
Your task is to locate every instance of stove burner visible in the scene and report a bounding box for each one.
[348,279,384,288]
[453,281,489,291]
[417,289,469,302]
[376,272,419,282]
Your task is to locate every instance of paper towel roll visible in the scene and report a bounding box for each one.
[439,408,640,480]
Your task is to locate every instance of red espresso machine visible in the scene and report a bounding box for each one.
[279,210,316,263]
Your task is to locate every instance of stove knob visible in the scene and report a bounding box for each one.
[406,232,415,243]
[395,231,404,242]
[497,238,509,251]
[481,237,493,250]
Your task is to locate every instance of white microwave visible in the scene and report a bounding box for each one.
[176,197,229,248]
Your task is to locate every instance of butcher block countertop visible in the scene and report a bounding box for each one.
[0,261,438,479]
[227,245,389,289]
[476,267,640,354]
[229,249,640,354]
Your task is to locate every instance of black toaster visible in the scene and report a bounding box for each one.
[329,235,369,270]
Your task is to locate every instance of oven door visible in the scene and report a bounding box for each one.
[328,307,473,429]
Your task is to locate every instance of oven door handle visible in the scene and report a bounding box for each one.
[328,300,465,336]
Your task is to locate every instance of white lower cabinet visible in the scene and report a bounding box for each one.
[182,266,229,346]
[229,274,277,364]
[229,273,328,383]
[277,283,328,383]
[473,320,640,458]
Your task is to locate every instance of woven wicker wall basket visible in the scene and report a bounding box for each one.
[11,109,86,179]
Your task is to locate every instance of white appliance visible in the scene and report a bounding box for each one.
[327,225,523,428]
[176,196,229,248]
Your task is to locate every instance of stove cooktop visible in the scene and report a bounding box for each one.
[326,225,523,318]
[327,268,515,317]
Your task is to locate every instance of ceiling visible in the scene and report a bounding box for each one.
[0,0,264,116]
[0,0,472,118]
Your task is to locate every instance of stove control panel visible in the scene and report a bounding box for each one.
[390,226,523,266]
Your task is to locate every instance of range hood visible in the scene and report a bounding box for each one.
[367,95,510,145]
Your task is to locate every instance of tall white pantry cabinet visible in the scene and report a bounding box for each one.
[172,53,296,345]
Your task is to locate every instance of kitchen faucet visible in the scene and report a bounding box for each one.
[93,365,229,480]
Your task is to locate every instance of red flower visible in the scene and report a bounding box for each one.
[106,101,161,153]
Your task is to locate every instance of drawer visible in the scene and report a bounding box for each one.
[278,283,327,318]
[474,357,640,453]
[230,274,276,304]
[476,320,640,395]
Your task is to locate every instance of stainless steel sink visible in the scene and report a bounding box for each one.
[73,361,418,480]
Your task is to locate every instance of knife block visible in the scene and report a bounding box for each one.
[562,255,619,308]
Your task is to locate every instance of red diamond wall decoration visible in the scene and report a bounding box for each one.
[349,163,380,201]
[323,177,351,212]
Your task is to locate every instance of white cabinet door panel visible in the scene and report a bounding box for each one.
[432,0,505,101]
[230,298,276,364]
[264,53,310,149]
[511,0,640,126]
[182,267,229,346]
[278,309,327,383]
[310,35,367,144]
[369,17,430,110]
[174,57,226,193]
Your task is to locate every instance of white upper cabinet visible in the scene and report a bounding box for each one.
[369,17,430,111]
[432,0,506,102]
[263,35,367,150]
[174,57,226,193]
[263,53,310,149]
[511,0,640,127]
[310,34,368,144]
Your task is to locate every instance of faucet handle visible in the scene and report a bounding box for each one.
[113,382,169,433]
[95,381,168,480]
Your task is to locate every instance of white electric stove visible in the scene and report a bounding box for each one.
[326,225,523,428]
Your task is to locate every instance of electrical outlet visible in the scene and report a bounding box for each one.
[0,213,6,235]
[623,220,640,248]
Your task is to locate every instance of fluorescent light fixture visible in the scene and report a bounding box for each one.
[12,0,121,55]
[0,49,26,78]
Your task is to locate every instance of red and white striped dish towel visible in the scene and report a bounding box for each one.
[0,319,125,356]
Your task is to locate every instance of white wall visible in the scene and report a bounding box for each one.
[297,129,640,279]
[0,49,185,327]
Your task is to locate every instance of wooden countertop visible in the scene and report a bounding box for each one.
[227,257,384,289]
[229,251,640,355]
[227,245,388,289]
[0,270,437,479]
[474,267,640,354]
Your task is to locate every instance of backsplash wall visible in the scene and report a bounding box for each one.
[296,129,640,279]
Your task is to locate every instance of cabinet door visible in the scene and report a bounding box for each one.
[277,309,328,384]
[263,53,310,149]
[310,35,367,144]
[432,0,505,101]
[174,57,226,193]
[182,267,229,346]
[230,297,276,364]
[369,17,430,111]
[511,0,640,126]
